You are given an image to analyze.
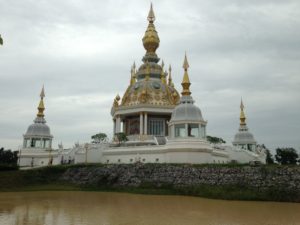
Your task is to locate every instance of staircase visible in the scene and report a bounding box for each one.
[155,136,167,145]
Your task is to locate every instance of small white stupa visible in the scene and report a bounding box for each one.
[232,99,257,151]
[19,86,56,167]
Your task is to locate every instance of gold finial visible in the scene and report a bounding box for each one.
[133,61,136,71]
[240,98,246,125]
[37,85,45,118]
[113,94,120,108]
[130,63,136,85]
[147,3,155,23]
[181,53,191,96]
[183,52,189,70]
[168,64,174,87]
[142,3,160,54]
[160,69,166,84]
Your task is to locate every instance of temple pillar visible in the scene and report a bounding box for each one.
[140,112,143,135]
[144,113,148,135]
[122,120,126,134]
[113,119,116,134]
[116,116,121,133]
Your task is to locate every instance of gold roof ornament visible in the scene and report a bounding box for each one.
[168,64,174,87]
[142,3,160,55]
[181,53,191,96]
[130,63,136,85]
[37,85,45,118]
[240,98,246,125]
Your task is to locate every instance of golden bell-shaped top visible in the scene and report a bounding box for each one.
[37,85,45,118]
[181,53,191,96]
[142,3,160,54]
[240,99,246,125]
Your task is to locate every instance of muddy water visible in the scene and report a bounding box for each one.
[0,192,300,225]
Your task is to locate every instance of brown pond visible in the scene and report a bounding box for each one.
[0,192,300,225]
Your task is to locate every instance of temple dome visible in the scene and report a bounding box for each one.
[25,121,52,137]
[120,77,179,107]
[233,129,256,144]
[170,96,204,122]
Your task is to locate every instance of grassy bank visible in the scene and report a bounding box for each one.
[0,164,299,202]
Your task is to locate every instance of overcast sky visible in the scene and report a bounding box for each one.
[0,0,299,152]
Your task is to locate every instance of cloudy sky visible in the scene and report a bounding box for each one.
[0,0,299,152]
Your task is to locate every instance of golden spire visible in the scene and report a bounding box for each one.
[130,62,136,85]
[142,3,160,56]
[240,98,246,125]
[37,85,45,118]
[181,53,191,96]
[168,64,174,87]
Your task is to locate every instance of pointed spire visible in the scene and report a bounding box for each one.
[240,98,246,125]
[168,64,174,87]
[181,53,191,96]
[142,3,160,61]
[147,3,155,23]
[40,85,45,99]
[161,59,164,68]
[130,62,136,85]
[183,52,189,71]
[37,85,45,118]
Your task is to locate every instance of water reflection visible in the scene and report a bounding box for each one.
[0,192,300,225]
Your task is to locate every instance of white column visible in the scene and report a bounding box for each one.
[144,113,148,135]
[122,120,126,134]
[185,124,188,137]
[116,116,121,133]
[139,113,143,135]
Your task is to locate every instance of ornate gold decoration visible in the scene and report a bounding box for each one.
[130,62,136,85]
[181,53,191,96]
[113,4,181,109]
[113,94,120,108]
[168,64,174,87]
[139,89,147,103]
[37,85,45,118]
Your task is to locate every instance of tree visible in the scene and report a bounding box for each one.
[263,144,274,164]
[91,132,108,143]
[0,148,18,165]
[114,132,128,144]
[275,147,298,165]
[0,34,3,45]
[206,135,226,144]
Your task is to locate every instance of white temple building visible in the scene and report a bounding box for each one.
[18,4,266,167]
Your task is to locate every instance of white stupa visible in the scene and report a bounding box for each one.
[232,99,257,151]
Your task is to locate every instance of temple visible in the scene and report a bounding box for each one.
[19,86,55,167]
[111,4,180,145]
[18,4,266,167]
